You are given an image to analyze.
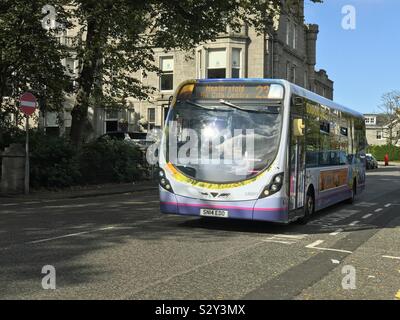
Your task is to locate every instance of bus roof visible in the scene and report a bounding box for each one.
[197,78,364,119]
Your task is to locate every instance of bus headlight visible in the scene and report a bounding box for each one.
[274,175,282,184]
[259,173,284,199]
[159,169,174,193]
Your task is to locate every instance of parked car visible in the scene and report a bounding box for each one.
[98,131,155,150]
[366,154,378,170]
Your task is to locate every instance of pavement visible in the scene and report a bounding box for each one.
[0,180,158,201]
[0,166,399,300]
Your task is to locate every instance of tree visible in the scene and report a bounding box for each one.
[379,90,400,147]
[0,0,71,138]
[64,0,322,146]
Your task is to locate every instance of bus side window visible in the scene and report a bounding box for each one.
[306,151,318,167]
[340,152,348,165]
[330,151,340,166]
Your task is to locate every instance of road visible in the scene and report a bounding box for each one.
[0,166,399,300]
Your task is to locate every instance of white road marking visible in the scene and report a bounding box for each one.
[306,240,324,248]
[355,202,377,207]
[374,208,383,212]
[385,203,392,208]
[27,226,115,244]
[262,239,296,245]
[382,255,400,260]
[273,234,307,240]
[261,234,307,245]
[305,240,352,254]
[330,229,343,236]
[331,259,340,264]
[309,209,360,227]
[349,221,360,226]
[362,214,373,219]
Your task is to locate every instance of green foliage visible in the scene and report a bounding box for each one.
[27,132,81,189]
[78,138,144,184]
[367,144,400,161]
[1,131,146,189]
[0,0,72,133]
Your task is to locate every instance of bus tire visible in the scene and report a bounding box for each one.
[347,179,357,204]
[298,189,315,225]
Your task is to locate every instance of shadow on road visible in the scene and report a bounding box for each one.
[0,165,399,298]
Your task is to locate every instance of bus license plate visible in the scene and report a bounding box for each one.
[200,209,229,218]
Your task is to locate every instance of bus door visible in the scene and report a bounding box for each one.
[289,96,306,211]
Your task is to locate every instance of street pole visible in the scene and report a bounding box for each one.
[24,114,29,194]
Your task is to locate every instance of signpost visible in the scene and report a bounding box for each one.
[19,92,37,194]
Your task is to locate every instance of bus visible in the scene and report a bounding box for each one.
[158,79,366,224]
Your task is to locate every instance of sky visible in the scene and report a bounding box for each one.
[304,0,400,114]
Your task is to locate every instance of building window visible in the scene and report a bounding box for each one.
[365,117,376,125]
[105,109,119,133]
[65,58,76,76]
[44,112,60,137]
[207,49,226,79]
[293,23,297,49]
[291,65,296,83]
[286,19,290,45]
[376,131,383,140]
[64,58,78,89]
[147,108,156,130]
[231,48,241,78]
[286,62,291,80]
[160,57,174,91]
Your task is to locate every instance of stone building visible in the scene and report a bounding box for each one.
[42,0,334,137]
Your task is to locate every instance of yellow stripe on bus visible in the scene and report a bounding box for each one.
[165,162,273,190]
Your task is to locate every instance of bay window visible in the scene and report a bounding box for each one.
[207,49,226,78]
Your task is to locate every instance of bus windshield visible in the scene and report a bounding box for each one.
[165,84,284,183]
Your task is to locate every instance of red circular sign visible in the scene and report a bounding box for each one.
[19,92,37,116]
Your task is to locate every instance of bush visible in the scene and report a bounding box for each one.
[1,130,147,189]
[78,138,145,184]
[28,132,81,189]
[367,144,400,161]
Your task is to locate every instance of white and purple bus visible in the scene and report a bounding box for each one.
[158,79,366,224]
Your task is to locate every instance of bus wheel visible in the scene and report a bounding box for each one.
[298,190,315,225]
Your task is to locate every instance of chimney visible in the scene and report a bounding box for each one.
[306,24,319,66]
[299,0,305,18]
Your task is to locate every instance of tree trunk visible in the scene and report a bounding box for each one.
[69,19,104,147]
[70,87,90,146]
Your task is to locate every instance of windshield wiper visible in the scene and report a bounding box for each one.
[184,100,218,111]
[218,99,248,111]
[184,100,232,112]
[219,99,277,113]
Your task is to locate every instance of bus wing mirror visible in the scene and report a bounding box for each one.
[293,119,305,137]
